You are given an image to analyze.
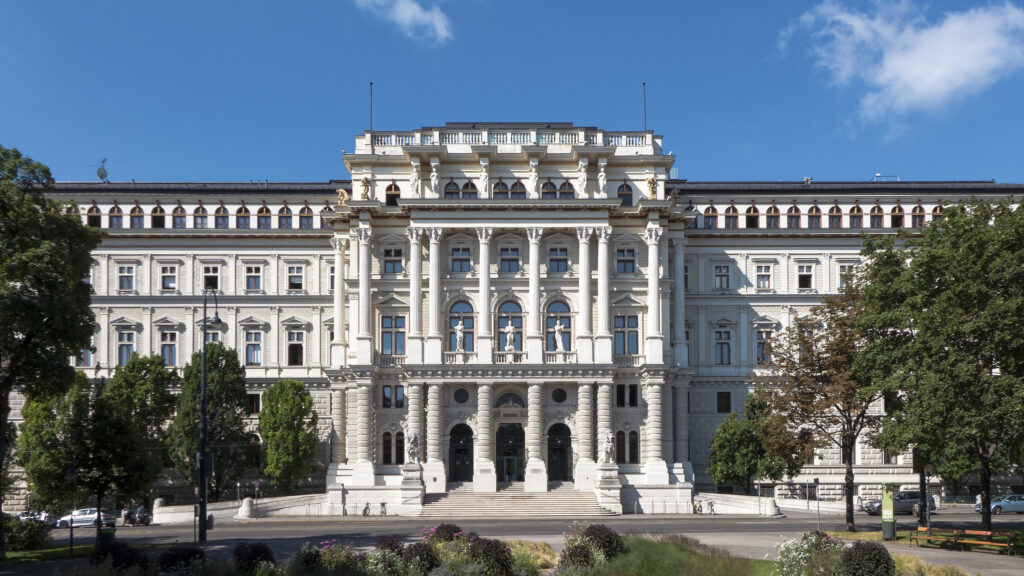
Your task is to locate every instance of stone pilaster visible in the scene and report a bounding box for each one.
[474,383,496,492]
[525,382,547,492]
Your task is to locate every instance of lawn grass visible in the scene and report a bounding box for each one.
[5,543,95,563]
[826,529,916,543]
[574,534,774,576]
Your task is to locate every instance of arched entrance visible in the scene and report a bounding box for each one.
[496,423,525,483]
[547,423,573,482]
[449,424,474,482]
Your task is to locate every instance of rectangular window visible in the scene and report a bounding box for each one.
[395,385,405,409]
[808,214,821,229]
[797,264,813,290]
[616,384,626,407]
[713,265,729,290]
[380,315,406,356]
[849,214,863,229]
[160,266,177,291]
[287,331,304,366]
[756,330,771,365]
[829,214,842,228]
[839,264,855,289]
[613,315,639,355]
[717,391,732,413]
[883,450,898,465]
[151,213,165,228]
[237,215,250,229]
[870,214,884,228]
[329,266,335,291]
[203,265,219,290]
[788,214,800,229]
[117,331,135,366]
[245,332,262,366]
[287,266,304,290]
[499,247,519,273]
[279,214,292,229]
[714,330,731,365]
[245,265,262,291]
[766,214,780,229]
[911,213,925,228]
[725,214,738,228]
[891,213,904,228]
[452,247,472,273]
[756,265,771,290]
[257,214,271,229]
[195,213,209,229]
[215,214,228,229]
[746,213,759,228]
[382,386,393,409]
[205,331,220,343]
[130,214,144,229]
[172,214,186,229]
[247,394,261,415]
[118,265,135,291]
[109,214,123,229]
[628,384,639,407]
[299,213,313,229]
[75,345,94,367]
[548,247,568,273]
[160,332,177,366]
[616,248,635,273]
[383,248,403,274]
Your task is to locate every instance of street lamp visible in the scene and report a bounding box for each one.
[198,287,221,543]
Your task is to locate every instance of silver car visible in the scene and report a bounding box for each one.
[57,508,115,528]
[974,494,1024,514]
[864,491,936,515]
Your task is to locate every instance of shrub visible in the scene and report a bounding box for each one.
[159,545,205,571]
[427,523,463,543]
[366,548,404,576]
[319,541,364,573]
[287,543,323,575]
[2,514,51,551]
[105,542,150,572]
[580,524,626,560]
[404,541,441,575]
[467,538,514,576]
[375,535,405,555]
[842,541,894,576]
[558,544,593,569]
[507,541,556,576]
[234,542,276,574]
[774,531,844,576]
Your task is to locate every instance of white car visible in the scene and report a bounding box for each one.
[57,508,115,528]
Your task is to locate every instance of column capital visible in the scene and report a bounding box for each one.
[644,223,664,245]
[425,227,443,243]
[526,227,544,243]
[576,226,593,242]
[476,227,493,243]
[355,226,373,244]
[330,236,348,251]
[406,227,423,244]
[595,226,612,242]
[671,235,688,248]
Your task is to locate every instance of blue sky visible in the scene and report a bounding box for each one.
[3,0,1024,183]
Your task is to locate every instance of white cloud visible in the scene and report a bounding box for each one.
[784,1,1024,122]
[354,0,453,43]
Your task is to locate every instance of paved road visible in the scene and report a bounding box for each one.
[8,510,1022,575]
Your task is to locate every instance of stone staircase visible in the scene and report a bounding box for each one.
[419,482,617,518]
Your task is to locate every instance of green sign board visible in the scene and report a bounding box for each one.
[882,483,896,540]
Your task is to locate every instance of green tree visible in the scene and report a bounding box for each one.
[763,279,881,532]
[259,379,318,493]
[19,372,156,550]
[858,200,1024,530]
[0,146,103,557]
[166,343,249,501]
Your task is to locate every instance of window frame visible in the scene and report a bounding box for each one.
[714,330,731,365]
[245,331,263,366]
[287,265,304,291]
[286,330,304,366]
[713,264,730,290]
[160,331,178,366]
[380,315,406,356]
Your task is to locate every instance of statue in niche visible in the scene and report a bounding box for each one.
[602,429,615,464]
[336,187,349,207]
[429,163,440,197]
[410,164,421,197]
[454,320,465,352]
[647,176,658,200]
[527,163,538,196]
[504,322,516,352]
[576,160,588,196]
[407,433,420,463]
[597,165,607,197]
[479,163,489,198]
[360,177,371,200]
[553,320,565,352]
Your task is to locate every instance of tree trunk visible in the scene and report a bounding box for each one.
[0,393,9,561]
[980,457,993,531]
[95,492,103,558]
[918,469,928,527]
[844,443,856,532]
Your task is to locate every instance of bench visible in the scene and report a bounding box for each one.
[958,530,1016,555]
[910,526,961,548]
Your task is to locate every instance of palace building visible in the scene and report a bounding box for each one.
[33,122,1024,515]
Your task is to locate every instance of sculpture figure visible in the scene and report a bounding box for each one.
[336,187,349,207]
[553,320,565,352]
[429,163,439,198]
[602,429,615,463]
[454,320,465,352]
[576,160,588,196]
[504,322,516,352]
[407,433,420,463]
[647,176,658,200]
[360,177,371,200]
[410,164,421,198]
[597,165,607,197]
[479,162,489,198]
[527,163,538,197]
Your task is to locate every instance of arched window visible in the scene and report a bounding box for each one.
[541,181,557,200]
[932,203,943,222]
[299,204,314,229]
[108,204,123,229]
[320,204,333,229]
[545,301,571,352]
[395,431,405,465]
[890,203,905,228]
[766,203,780,229]
[151,203,165,229]
[787,204,801,229]
[558,181,574,199]
[911,202,926,228]
[849,202,864,229]
[385,182,401,207]
[617,184,633,207]
[494,393,525,408]
[278,203,293,229]
[461,181,478,199]
[724,203,739,229]
[497,301,523,352]
[807,202,822,229]
[86,204,102,228]
[828,203,843,228]
[172,204,186,229]
[745,204,760,228]
[492,180,509,199]
[257,204,272,229]
[448,301,474,352]
[870,202,884,228]
[214,204,229,229]
[444,181,460,199]
[628,430,639,464]
[236,204,251,229]
[510,181,527,199]
[129,204,144,229]
[193,204,207,229]
[703,205,718,229]
[615,431,626,464]
[382,432,393,465]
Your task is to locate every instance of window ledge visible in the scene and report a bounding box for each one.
[117,290,138,296]
[159,289,180,296]
[797,288,817,294]
[286,289,307,295]
[755,288,775,294]
[245,289,266,296]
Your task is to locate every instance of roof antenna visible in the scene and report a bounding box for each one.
[369,81,374,132]
[642,82,647,132]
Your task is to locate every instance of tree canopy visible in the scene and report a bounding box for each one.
[259,379,318,493]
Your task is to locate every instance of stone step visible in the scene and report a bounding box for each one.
[419,483,616,518]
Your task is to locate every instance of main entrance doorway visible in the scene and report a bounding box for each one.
[496,423,525,483]
[449,424,474,482]
[547,423,573,482]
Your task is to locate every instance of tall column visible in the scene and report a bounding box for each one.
[674,382,690,470]
[425,228,444,360]
[423,382,446,492]
[474,383,496,491]
[331,390,346,465]
[476,228,493,361]
[596,383,612,455]
[663,384,674,463]
[644,380,669,484]
[330,237,348,366]
[406,383,423,462]
[352,382,376,486]
[525,382,547,491]
[644,223,664,363]
[671,236,688,367]
[526,227,544,360]
[354,226,373,362]
[594,227,612,362]
[345,388,358,468]
[576,227,593,362]
[407,228,423,363]
[574,382,596,489]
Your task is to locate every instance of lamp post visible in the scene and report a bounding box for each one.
[198,287,221,543]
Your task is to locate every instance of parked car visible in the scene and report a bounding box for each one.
[974,494,1024,514]
[864,491,936,516]
[57,508,115,528]
[16,510,56,527]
